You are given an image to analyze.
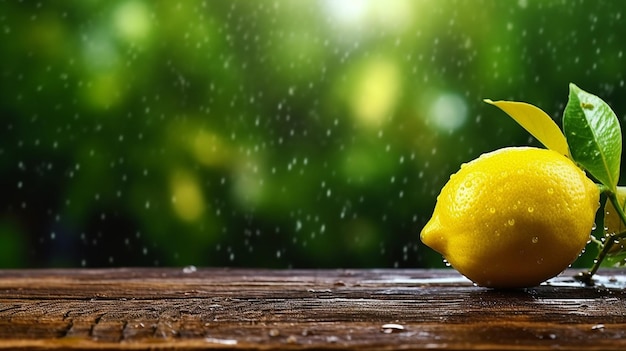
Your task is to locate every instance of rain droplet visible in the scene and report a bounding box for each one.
[269,329,280,337]
[531,236,539,244]
[182,265,197,274]
[381,323,405,333]
[507,219,515,226]
[527,206,535,213]
[489,207,496,214]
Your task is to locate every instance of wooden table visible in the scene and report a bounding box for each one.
[0,268,625,350]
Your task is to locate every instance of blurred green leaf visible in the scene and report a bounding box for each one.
[604,249,626,267]
[563,83,622,191]
[603,186,626,258]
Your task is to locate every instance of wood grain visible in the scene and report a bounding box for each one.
[0,268,625,350]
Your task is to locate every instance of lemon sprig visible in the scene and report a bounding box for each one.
[486,83,626,285]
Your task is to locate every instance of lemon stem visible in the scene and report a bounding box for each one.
[578,189,626,285]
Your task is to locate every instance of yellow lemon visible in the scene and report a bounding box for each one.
[420,147,599,288]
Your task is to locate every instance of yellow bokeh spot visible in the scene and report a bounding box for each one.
[349,58,401,129]
[113,0,152,44]
[193,130,230,167]
[170,170,206,222]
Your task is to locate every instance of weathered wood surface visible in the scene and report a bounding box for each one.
[0,268,625,350]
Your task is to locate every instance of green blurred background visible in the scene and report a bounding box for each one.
[1,0,624,268]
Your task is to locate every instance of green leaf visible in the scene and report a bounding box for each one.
[484,99,570,157]
[563,83,622,191]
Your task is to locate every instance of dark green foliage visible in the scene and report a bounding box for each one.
[1,0,623,268]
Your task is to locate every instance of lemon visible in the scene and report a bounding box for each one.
[420,147,599,288]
